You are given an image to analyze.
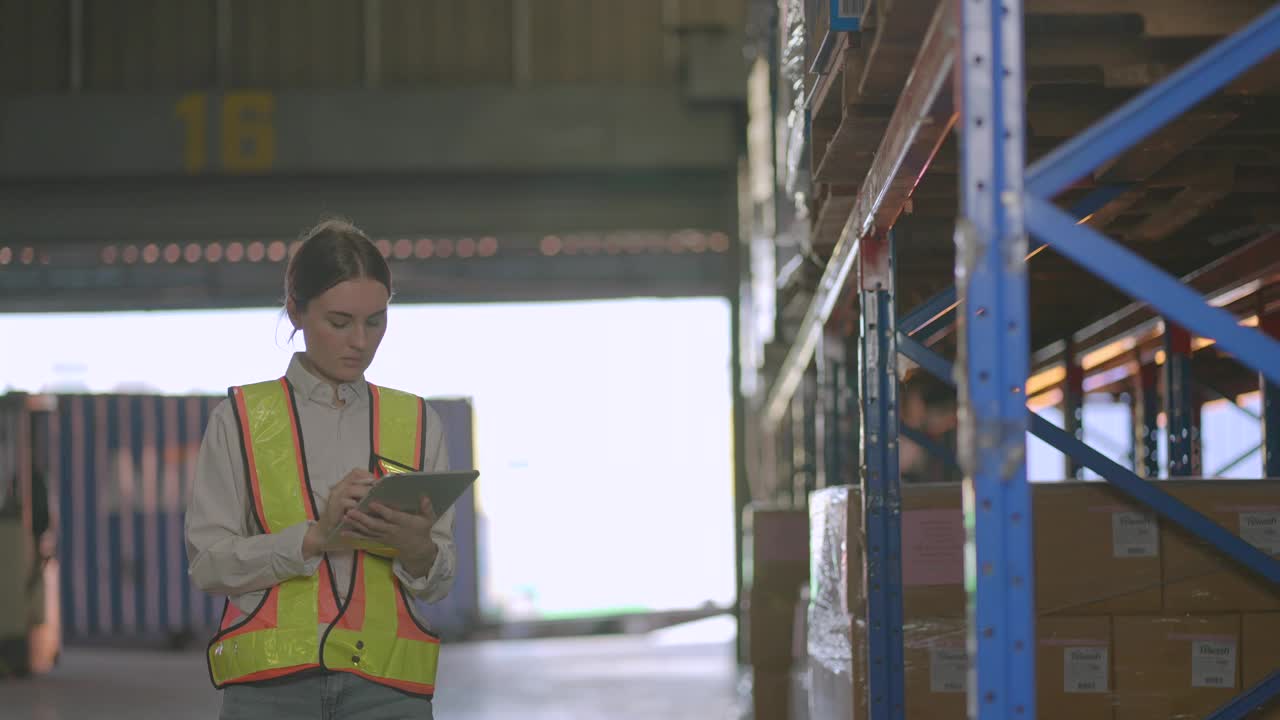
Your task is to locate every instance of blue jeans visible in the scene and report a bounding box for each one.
[219,671,435,720]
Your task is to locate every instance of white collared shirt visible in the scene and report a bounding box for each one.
[184,353,455,623]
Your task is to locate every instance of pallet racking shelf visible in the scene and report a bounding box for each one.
[754,1,1280,718]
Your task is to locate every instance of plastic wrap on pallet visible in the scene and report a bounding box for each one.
[777,0,810,219]
[807,487,852,674]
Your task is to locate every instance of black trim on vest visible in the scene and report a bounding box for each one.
[318,545,365,673]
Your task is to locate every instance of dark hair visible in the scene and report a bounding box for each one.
[285,218,392,313]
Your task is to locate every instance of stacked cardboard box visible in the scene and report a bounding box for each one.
[805,479,1280,719]
[742,503,811,720]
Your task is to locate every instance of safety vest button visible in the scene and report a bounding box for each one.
[356,641,364,650]
[352,655,361,664]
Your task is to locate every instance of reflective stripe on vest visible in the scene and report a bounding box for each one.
[207,378,441,697]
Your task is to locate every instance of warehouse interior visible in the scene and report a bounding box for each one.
[1,0,1279,718]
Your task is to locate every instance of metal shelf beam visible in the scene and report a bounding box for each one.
[762,0,957,427]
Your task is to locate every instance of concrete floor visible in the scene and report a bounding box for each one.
[0,618,747,719]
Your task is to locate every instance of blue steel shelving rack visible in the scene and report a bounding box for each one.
[761,1,1280,719]
[957,2,1280,712]
[936,1,1280,718]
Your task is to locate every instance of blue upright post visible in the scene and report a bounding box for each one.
[958,0,1035,717]
[858,230,905,720]
[1263,313,1280,478]
[1164,323,1195,477]
[1134,361,1161,478]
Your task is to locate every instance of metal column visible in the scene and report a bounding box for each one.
[1063,339,1085,480]
[958,0,1035,718]
[1164,322,1195,477]
[858,231,905,720]
[1263,313,1280,477]
[1134,361,1161,478]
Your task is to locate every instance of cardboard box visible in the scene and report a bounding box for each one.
[1034,482,1164,615]
[1037,616,1115,720]
[753,669,791,720]
[746,584,801,670]
[851,616,966,719]
[1159,480,1280,613]
[745,504,811,595]
[846,483,966,618]
[1242,614,1280,720]
[1114,615,1241,720]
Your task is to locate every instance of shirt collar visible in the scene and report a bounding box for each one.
[285,352,368,408]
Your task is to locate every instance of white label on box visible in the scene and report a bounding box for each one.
[1063,647,1109,694]
[1191,640,1237,688]
[1111,511,1159,557]
[1239,512,1280,554]
[930,647,967,693]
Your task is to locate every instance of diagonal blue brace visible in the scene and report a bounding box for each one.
[1026,3,1280,199]
[898,184,1130,339]
[899,335,1280,588]
[1026,196,1280,387]
[1204,671,1280,720]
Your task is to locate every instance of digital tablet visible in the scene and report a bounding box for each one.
[326,469,479,543]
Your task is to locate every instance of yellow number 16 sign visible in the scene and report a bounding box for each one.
[174,91,275,174]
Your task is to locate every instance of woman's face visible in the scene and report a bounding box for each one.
[289,277,390,384]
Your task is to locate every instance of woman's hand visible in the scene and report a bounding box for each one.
[303,469,376,559]
[343,497,439,576]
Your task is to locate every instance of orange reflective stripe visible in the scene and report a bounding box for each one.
[338,554,367,631]
[319,562,339,624]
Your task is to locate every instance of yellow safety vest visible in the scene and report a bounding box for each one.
[206,378,442,697]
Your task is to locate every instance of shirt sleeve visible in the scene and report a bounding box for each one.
[184,398,322,597]
[393,405,457,604]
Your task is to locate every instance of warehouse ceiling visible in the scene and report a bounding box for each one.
[0,0,750,312]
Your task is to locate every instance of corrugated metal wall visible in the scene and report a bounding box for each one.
[51,394,220,641]
[2,0,745,95]
[84,0,216,92]
[47,392,479,645]
[380,0,513,86]
[530,0,670,85]
[0,0,69,94]
[228,0,363,89]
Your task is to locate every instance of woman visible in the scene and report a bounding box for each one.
[185,219,455,719]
